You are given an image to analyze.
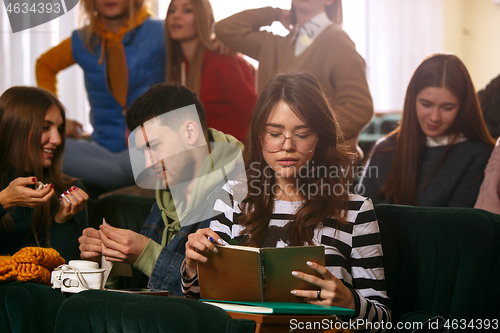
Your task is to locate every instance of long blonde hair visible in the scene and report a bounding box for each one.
[78,0,148,52]
[165,0,215,97]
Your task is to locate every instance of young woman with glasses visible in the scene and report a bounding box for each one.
[181,72,391,329]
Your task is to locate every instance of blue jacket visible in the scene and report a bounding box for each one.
[71,19,166,152]
[140,203,209,295]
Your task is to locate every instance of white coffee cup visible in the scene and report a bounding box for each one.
[51,260,106,293]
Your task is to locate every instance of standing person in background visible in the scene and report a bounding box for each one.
[215,0,373,156]
[0,87,88,262]
[165,0,257,142]
[358,54,495,207]
[36,0,165,190]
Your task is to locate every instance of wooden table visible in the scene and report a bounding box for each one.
[228,311,351,333]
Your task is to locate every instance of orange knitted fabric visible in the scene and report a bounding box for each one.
[0,257,16,282]
[0,247,65,285]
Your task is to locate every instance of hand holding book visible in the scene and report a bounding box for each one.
[291,260,355,310]
[185,227,225,279]
[187,227,356,308]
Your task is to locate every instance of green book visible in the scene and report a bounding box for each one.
[201,299,355,316]
[198,245,325,303]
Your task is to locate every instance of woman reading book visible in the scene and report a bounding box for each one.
[182,72,391,328]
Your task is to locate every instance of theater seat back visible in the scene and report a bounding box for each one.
[375,204,500,322]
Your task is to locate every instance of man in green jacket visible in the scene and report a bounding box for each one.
[79,83,245,294]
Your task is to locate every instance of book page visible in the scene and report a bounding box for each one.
[217,244,260,252]
[202,301,272,314]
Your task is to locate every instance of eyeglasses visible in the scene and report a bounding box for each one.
[261,131,318,153]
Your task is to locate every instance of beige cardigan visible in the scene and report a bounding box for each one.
[475,138,500,214]
[215,7,374,156]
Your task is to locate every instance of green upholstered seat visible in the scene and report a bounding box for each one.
[89,194,156,231]
[88,195,157,290]
[54,289,255,333]
[0,282,67,333]
[359,113,401,159]
[375,204,500,324]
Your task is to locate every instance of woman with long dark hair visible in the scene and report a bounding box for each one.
[358,54,495,207]
[0,87,88,261]
[182,72,390,329]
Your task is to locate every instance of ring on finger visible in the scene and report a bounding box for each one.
[317,290,321,299]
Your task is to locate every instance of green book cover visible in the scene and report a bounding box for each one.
[198,245,325,302]
[201,299,355,316]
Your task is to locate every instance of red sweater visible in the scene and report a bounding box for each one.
[188,50,256,142]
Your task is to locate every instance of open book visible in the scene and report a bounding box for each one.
[198,245,325,303]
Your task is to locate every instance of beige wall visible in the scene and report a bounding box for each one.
[443,0,500,91]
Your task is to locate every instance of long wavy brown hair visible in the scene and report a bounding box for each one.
[380,54,495,205]
[238,72,352,247]
[0,87,74,245]
[79,0,148,52]
[165,0,215,98]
